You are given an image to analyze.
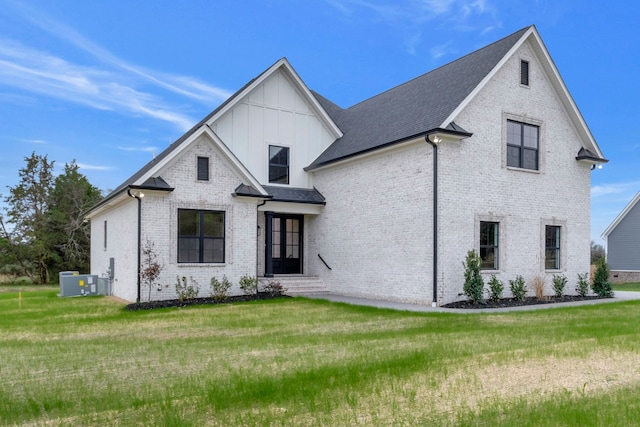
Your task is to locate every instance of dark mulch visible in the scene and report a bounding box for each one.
[442,295,612,309]
[124,292,290,311]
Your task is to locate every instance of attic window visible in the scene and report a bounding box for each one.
[197,156,209,181]
[520,60,529,86]
[269,145,289,184]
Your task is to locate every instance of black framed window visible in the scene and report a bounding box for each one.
[545,225,561,270]
[177,209,225,263]
[507,120,539,170]
[269,145,289,184]
[480,221,499,269]
[197,156,209,181]
[103,220,107,250]
[520,60,529,86]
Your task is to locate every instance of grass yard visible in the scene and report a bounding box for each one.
[613,282,640,292]
[1,290,640,426]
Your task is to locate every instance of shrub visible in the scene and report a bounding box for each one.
[532,276,546,300]
[261,280,287,296]
[592,258,613,298]
[486,275,504,302]
[211,275,232,300]
[238,275,258,295]
[175,276,199,301]
[462,250,485,304]
[576,273,590,297]
[552,274,567,298]
[509,275,527,301]
[140,240,163,302]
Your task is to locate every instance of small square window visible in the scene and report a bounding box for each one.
[269,146,289,184]
[197,157,209,181]
[520,60,529,86]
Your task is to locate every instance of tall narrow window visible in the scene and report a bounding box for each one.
[103,220,107,250]
[507,120,539,170]
[197,156,209,181]
[545,225,561,269]
[520,60,529,86]
[177,209,225,263]
[480,221,499,269]
[269,145,289,184]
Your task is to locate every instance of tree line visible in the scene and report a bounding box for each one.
[0,152,103,284]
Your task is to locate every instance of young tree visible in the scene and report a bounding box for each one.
[3,152,55,284]
[48,161,102,273]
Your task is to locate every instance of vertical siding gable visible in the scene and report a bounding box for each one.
[608,202,640,270]
[210,69,334,187]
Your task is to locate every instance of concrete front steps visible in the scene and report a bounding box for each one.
[259,275,327,296]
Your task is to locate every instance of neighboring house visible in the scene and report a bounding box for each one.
[602,192,640,283]
[86,25,607,305]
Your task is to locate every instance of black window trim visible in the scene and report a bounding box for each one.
[177,208,225,264]
[197,156,209,181]
[520,59,529,86]
[268,145,290,185]
[545,225,561,270]
[507,119,539,171]
[479,221,499,270]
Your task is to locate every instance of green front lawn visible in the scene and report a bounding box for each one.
[1,290,639,426]
[612,282,640,292]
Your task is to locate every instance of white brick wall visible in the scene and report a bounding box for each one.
[308,39,592,305]
[91,133,260,302]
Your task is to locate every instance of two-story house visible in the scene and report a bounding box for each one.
[86,25,606,305]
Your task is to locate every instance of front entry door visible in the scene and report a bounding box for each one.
[271,215,302,274]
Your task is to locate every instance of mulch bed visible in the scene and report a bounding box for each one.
[124,293,290,311]
[442,295,611,309]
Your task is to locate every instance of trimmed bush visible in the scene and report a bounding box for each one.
[552,274,567,298]
[509,275,527,301]
[486,275,504,302]
[239,275,258,295]
[211,275,232,301]
[576,273,590,297]
[463,250,485,304]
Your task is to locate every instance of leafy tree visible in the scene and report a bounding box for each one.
[590,240,605,264]
[48,161,102,274]
[3,152,55,284]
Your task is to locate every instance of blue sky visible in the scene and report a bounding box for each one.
[0,0,638,243]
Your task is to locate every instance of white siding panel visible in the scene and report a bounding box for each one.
[263,75,279,107]
[233,103,249,161]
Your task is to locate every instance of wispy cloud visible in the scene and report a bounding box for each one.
[23,138,47,144]
[326,0,501,57]
[77,163,114,171]
[591,181,640,198]
[117,146,158,153]
[0,1,233,131]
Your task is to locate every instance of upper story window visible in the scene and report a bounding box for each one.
[177,209,225,263]
[197,156,209,181]
[480,221,499,270]
[520,60,529,86]
[269,145,289,184]
[507,120,539,170]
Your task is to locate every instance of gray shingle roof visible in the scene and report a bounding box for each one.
[262,185,326,204]
[306,26,530,169]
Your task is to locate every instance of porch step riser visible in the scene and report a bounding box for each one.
[259,277,328,295]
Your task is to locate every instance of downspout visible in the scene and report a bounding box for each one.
[128,189,143,303]
[426,134,441,307]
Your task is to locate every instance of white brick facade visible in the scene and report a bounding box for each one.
[89,30,600,305]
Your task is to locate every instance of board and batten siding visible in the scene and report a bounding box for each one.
[211,69,335,188]
[607,201,640,271]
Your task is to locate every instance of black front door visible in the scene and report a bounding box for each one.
[271,215,302,274]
